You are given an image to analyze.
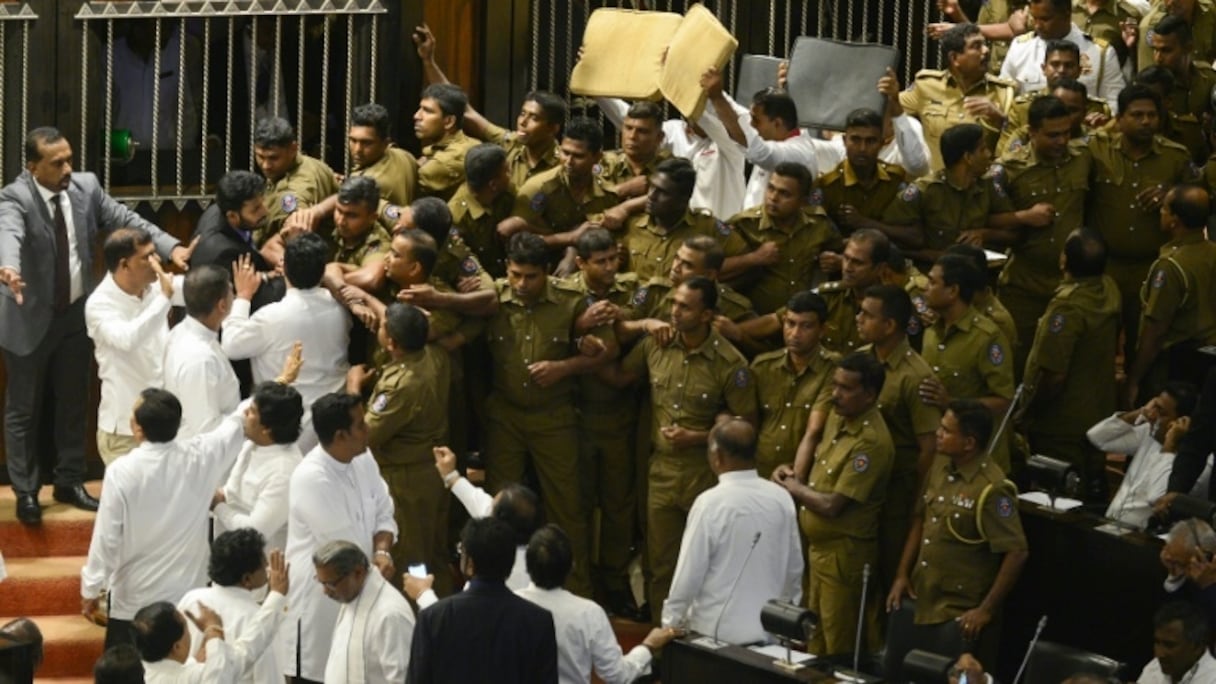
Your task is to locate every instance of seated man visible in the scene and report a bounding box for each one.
[1137,602,1216,683]
[0,617,43,681]
[93,644,144,683]
[1159,519,1216,632]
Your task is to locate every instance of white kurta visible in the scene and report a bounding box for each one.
[517,583,652,684]
[662,469,804,645]
[1138,650,1216,684]
[999,24,1125,110]
[324,571,415,683]
[178,587,288,684]
[213,441,303,551]
[80,405,246,619]
[143,638,238,684]
[163,315,240,439]
[281,447,397,680]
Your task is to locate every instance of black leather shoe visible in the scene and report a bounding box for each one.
[53,484,99,512]
[16,493,41,525]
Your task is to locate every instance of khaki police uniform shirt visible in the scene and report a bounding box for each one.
[899,70,1017,171]
[333,223,392,269]
[261,153,340,245]
[555,271,640,406]
[623,209,748,283]
[1073,0,1143,63]
[799,405,895,543]
[727,205,841,316]
[883,170,1016,251]
[449,183,515,279]
[812,282,866,355]
[596,149,671,188]
[621,329,756,458]
[1162,62,1216,165]
[1138,0,1216,70]
[976,290,1019,349]
[815,159,908,225]
[419,130,478,201]
[859,339,942,473]
[513,167,620,235]
[997,90,1110,156]
[483,121,561,189]
[365,345,451,466]
[432,230,494,295]
[751,346,839,467]
[1141,231,1216,348]
[993,139,1092,297]
[911,454,1027,625]
[1024,275,1121,436]
[980,0,1020,75]
[630,276,757,324]
[352,146,419,208]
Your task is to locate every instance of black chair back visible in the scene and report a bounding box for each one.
[880,600,965,682]
[1024,640,1125,683]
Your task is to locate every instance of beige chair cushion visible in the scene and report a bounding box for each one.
[569,8,683,100]
[658,4,738,120]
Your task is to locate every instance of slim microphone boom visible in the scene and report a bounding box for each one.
[712,530,762,645]
[1012,615,1048,684]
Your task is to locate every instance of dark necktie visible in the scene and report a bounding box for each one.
[52,194,70,312]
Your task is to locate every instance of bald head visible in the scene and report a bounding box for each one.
[1164,184,1210,231]
[709,418,757,469]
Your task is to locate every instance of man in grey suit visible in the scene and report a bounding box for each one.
[0,127,192,525]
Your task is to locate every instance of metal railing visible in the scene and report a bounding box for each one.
[0,4,37,184]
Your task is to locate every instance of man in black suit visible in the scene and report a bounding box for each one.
[0,127,191,525]
[406,517,558,684]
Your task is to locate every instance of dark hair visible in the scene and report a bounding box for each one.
[311,392,364,446]
[409,197,454,246]
[709,418,757,462]
[863,284,913,329]
[564,117,605,154]
[1165,381,1200,418]
[940,23,982,63]
[936,253,983,303]
[253,381,304,443]
[1030,0,1071,13]
[397,228,439,277]
[337,175,380,212]
[525,524,573,589]
[524,91,568,128]
[1153,601,1210,646]
[216,170,267,215]
[135,388,182,443]
[683,235,725,272]
[1118,83,1164,120]
[507,231,550,268]
[773,161,814,196]
[786,290,828,323]
[384,302,429,351]
[655,157,696,199]
[847,228,891,268]
[208,528,267,587]
[1167,184,1211,230]
[253,117,295,148]
[132,602,182,663]
[493,483,541,546]
[1135,65,1176,92]
[283,232,329,289]
[941,123,986,168]
[1154,14,1194,47]
[94,644,145,684]
[948,398,993,449]
[1043,38,1080,63]
[752,89,799,130]
[1051,78,1088,100]
[183,265,232,318]
[886,244,910,274]
[838,351,885,396]
[103,227,153,273]
[681,275,719,311]
[421,83,468,128]
[944,243,992,290]
[845,108,884,131]
[462,516,518,582]
[465,142,508,191]
[624,100,664,127]
[575,227,616,260]
[25,126,65,163]
[312,540,370,576]
[0,617,42,670]
[351,102,392,140]
[1063,229,1107,278]
[1027,95,1070,130]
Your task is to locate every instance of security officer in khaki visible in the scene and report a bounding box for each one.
[992,95,1092,376]
[1148,15,1216,164]
[751,291,838,479]
[920,255,1016,471]
[773,352,894,656]
[1073,0,1143,68]
[391,197,496,298]
[484,232,614,598]
[415,83,479,201]
[1137,0,1216,71]
[599,276,757,623]
[856,284,942,594]
[328,176,394,296]
[627,236,757,328]
[815,229,893,355]
[252,116,339,264]
[1126,184,1216,406]
[1087,84,1197,364]
[814,109,908,242]
[449,143,515,278]
[886,400,1028,666]
[597,100,671,200]
[996,40,1112,154]
[348,302,453,595]
[724,161,841,315]
[946,243,1021,351]
[348,102,419,207]
[899,23,1018,171]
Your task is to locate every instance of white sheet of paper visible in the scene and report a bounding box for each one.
[748,644,816,663]
[1018,491,1083,511]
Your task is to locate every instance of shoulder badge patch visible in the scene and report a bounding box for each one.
[809,187,825,206]
[371,393,388,413]
[460,257,479,275]
[853,453,870,473]
[996,496,1014,518]
[733,368,750,388]
[988,342,1005,366]
[633,286,649,307]
[449,226,460,240]
[901,183,920,202]
[715,219,731,237]
[592,163,604,176]
[1048,313,1065,334]
[384,204,400,221]
[280,193,298,214]
[1153,269,1166,289]
[530,192,547,213]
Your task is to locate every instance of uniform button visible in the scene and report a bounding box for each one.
[924,538,930,544]
[937,495,944,501]
[938,344,945,350]
[954,513,961,519]
[781,425,787,430]
[785,401,792,407]
[921,560,928,567]
[673,404,680,409]
[948,476,955,482]
[931,516,938,523]
[677,384,683,388]
[525,335,531,341]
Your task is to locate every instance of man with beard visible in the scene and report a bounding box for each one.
[191,170,286,311]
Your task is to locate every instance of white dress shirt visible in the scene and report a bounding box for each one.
[662,469,804,645]
[178,588,288,684]
[281,446,397,681]
[143,638,238,684]
[34,182,83,302]
[80,405,247,620]
[213,442,303,551]
[1138,650,1216,683]
[163,315,240,439]
[324,571,414,683]
[517,583,652,684]
[1091,413,1213,529]
[999,25,1125,110]
[818,114,932,179]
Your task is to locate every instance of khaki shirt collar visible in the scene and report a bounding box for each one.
[838,404,882,436]
[676,328,725,360]
[946,454,990,483]
[502,278,560,306]
[843,159,893,187]
[1163,231,1208,252]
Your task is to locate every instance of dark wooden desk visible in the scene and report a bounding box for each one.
[661,635,883,683]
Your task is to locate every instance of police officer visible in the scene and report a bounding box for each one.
[449,143,515,279]
[348,102,419,207]
[628,236,756,329]
[816,230,893,355]
[1001,0,1125,105]
[597,100,670,200]
[997,40,1113,154]
[1147,15,1216,164]
[946,244,1020,351]
[253,117,339,263]
[815,109,909,243]
[1072,0,1143,68]
[329,177,393,294]
[415,83,478,201]
[1137,0,1216,71]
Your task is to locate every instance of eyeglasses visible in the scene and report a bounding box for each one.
[315,572,350,591]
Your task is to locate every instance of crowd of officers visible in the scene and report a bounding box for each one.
[206,0,1216,665]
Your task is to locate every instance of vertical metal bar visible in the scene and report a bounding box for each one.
[547,0,556,91]
[803,0,810,37]
[21,20,29,168]
[370,15,379,104]
[201,18,210,187]
[846,0,854,41]
[897,0,907,83]
[250,16,258,172]
[297,14,305,146]
[923,0,931,73]
[877,0,886,44]
[832,0,841,38]
[768,2,776,54]
[784,0,792,56]
[321,16,330,167]
[565,0,573,99]
[273,15,283,118]
[80,20,88,173]
[105,19,114,191]
[225,17,234,173]
[530,0,539,91]
[863,0,872,41]
[176,17,186,197]
[151,18,162,197]
[727,0,736,93]
[344,15,353,173]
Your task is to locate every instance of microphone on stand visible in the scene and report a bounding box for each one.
[1012,615,1048,684]
[832,563,872,683]
[710,530,762,646]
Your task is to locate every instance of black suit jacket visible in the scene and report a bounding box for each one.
[406,579,558,684]
[189,203,285,311]
[1170,366,1216,498]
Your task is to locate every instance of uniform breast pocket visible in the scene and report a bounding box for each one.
[683,376,722,424]
[919,105,951,135]
[543,330,571,359]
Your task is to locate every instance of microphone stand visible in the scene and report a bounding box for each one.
[1012,615,1048,684]
[832,563,871,683]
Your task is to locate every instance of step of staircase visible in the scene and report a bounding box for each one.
[0,556,86,616]
[0,483,100,558]
[0,614,105,679]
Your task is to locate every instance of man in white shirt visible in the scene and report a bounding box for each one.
[163,264,241,439]
[86,227,183,464]
[222,231,350,454]
[518,524,677,684]
[1093,382,1205,529]
[81,389,247,649]
[281,392,397,684]
[1138,602,1216,684]
[178,532,286,684]
[662,418,803,645]
[315,541,414,683]
[211,381,305,551]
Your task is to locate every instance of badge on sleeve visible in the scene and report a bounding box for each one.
[1048,313,1065,334]
[460,257,479,275]
[900,183,920,202]
[733,368,750,388]
[988,342,1005,366]
[809,187,824,206]
[996,496,1014,518]
[592,163,604,176]
[715,219,731,237]
[281,193,298,213]
[906,315,922,337]
[449,226,461,240]
[384,204,401,221]
[853,453,870,473]
[632,286,649,307]
[530,192,547,213]
[371,393,388,413]
[1152,269,1166,289]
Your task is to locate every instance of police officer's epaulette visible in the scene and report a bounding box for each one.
[1014,32,1035,43]
[693,207,715,219]
[727,206,764,224]
[718,284,753,309]
[449,197,471,222]
[914,68,948,80]
[1012,90,1041,105]
[1116,0,1144,17]
[1054,280,1081,299]
[1196,60,1214,70]
[818,166,844,186]
[818,345,841,364]
[550,278,586,296]
[877,160,907,180]
[907,271,929,291]
[1065,137,1090,155]
[1154,135,1192,155]
[814,280,846,295]
[984,73,1019,88]
[1090,34,1108,48]
[646,275,675,290]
